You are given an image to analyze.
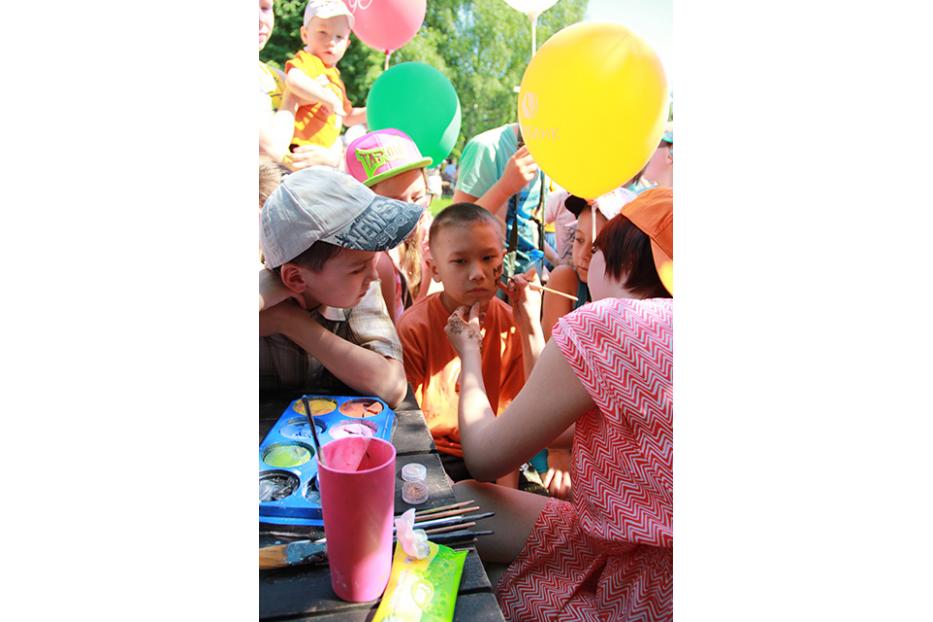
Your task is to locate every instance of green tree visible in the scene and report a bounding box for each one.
[260,0,589,161]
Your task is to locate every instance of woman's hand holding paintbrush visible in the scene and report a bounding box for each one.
[500,267,549,375]
[501,267,542,330]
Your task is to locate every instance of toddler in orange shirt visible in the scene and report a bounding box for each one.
[284,0,366,153]
[397,203,524,487]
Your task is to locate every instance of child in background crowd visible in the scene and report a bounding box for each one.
[345,129,436,324]
[285,0,366,156]
[259,0,295,163]
[641,123,674,189]
[541,189,629,340]
[426,167,444,203]
[543,184,576,266]
[259,156,289,210]
[397,203,524,488]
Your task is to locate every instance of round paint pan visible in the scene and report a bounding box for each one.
[259,470,300,502]
[338,398,384,418]
[329,419,378,440]
[262,442,314,468]
[280,417,327,440]
[292,398,337,417]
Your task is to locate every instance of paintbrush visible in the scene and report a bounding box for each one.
[259,538,327,570]
[407,511,494,532]
[260,528,497,570]
[499,270,579,303]
[430,529,494,545]
[311,511,495,545]
[301,396,326,467]
[407,499,476,517]
[528,282,578,302]
[423,521,477,535]
[414,506,481,523]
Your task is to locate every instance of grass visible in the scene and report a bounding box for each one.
[429,196,454,216]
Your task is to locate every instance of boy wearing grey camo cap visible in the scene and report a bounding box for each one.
[259,167,423,406]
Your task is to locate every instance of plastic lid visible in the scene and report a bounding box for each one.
[401,462,427,483]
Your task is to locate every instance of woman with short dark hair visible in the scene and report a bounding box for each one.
[445,188,674,622]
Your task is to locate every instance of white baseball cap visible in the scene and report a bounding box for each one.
[303,0,355,28]
[564,187,637,221]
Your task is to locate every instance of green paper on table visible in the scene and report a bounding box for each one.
[372,541,467,622]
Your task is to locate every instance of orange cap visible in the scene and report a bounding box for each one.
[621,188,673,295]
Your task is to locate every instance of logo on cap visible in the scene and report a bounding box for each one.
[354,143,407,179]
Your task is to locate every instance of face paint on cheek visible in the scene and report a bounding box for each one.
[493,261,503,280]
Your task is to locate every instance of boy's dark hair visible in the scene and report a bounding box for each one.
[593,215,671,299]
[276,241,344,273]
[428,202,503,249]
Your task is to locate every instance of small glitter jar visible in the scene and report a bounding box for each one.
[401,462,429,504]
[402,480,429,504]
[401,463,427,483]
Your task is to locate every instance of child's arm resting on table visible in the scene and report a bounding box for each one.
[260,301,408,407]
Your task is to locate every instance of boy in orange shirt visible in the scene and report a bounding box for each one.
[284,0,366,154]
[397,203,525,487]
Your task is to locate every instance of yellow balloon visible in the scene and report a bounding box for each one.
[518,22,668,199]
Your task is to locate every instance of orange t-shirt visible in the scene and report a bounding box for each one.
[397,294,525,457]
[284,50,352,148]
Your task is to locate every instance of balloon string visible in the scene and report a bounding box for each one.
[384,50,391,71]
[531,17,536,59]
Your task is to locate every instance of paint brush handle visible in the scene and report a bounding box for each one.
[424,521,476,535]
[259,544,288,570]
[528,282,578,302]
[407,511,494,531]
[429,529,494,546]
[409,499,476,517]
[259,539,328,570]
[414,506,480,523]
[300,397,326,467]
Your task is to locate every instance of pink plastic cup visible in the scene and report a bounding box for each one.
[318,436,396,602]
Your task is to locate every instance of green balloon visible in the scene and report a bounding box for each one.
[366,62,462,166]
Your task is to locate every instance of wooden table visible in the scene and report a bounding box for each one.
[259,389,505,621]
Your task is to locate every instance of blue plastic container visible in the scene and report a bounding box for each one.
[259,395,396,527]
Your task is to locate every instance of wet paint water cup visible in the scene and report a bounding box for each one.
[318,436,396,602]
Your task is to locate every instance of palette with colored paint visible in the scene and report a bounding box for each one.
[259,394,396,526]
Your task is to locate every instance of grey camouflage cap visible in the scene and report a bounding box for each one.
[260,167,424,269]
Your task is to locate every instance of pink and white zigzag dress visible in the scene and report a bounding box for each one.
[496,297,673,622]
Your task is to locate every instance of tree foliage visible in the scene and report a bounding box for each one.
[260,0,589,161]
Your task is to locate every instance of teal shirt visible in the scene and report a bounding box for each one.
[575,279,591,310]
[456,124,544,274]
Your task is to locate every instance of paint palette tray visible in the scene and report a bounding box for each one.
[259,394,396,527]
